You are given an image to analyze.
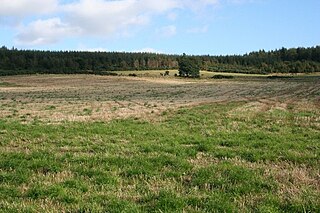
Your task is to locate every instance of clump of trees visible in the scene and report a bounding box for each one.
[178,54,200,78]
[0,45,319,76]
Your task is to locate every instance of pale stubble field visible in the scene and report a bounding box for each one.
[0,74,319,123]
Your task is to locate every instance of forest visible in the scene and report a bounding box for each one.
[0,45,319,76]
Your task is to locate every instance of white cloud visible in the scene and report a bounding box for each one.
[0,0,58,17]
[62,0,149,36]
[9,0,245,46]
[15,18,80,46]
[156,25,177,38]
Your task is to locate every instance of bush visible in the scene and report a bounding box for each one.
[267,75,293,79]
[212,75,234,79]
[95,71,118,76]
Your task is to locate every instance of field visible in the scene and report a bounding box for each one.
[0,73,319,212]
[111,70,268,78]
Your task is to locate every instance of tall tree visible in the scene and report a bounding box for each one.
[178,54,200,78]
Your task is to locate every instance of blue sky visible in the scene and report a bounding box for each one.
[0,0,319,55]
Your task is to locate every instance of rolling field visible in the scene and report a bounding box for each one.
[0,74,319,212]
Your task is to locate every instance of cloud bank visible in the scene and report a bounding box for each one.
[0,0,58,17]
[0,0,235,46]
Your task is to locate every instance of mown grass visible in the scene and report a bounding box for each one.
[0,101,319,212]
[111,70,320,78]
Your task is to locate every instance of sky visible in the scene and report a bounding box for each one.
[0,0,319,55]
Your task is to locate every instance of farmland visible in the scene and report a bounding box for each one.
[0,73,319,212]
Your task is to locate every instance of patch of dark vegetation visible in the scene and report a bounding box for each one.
[212,75,234,79]
[95,71,118,76]
[267,75,293,79]
[128,73,137,77]
[160,71,170,76]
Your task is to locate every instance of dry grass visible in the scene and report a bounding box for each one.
[0,74,319,124]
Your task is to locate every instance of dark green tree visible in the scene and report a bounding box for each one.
[178,54,200,78]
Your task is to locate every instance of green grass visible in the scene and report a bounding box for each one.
[0,102,319,212]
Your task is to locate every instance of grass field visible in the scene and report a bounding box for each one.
[0,74,319,212]
[111,70,270,78]
[111,70,320,78]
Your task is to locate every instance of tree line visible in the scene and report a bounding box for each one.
[0,45,319,76]
[206,46,320,74]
